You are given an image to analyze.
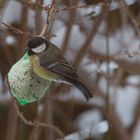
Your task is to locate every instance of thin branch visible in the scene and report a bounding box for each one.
[61,0,78,53]
[74,2,109,66]
[17,4,28,58]
[1,22,35,37]
[56,3,101,12]
[17,0,107,13]
[119,0,140,38]
[39,0,57,37]
[35,0,43,34]
[13,99,64,138]
[105,107,131,140]
[16,0,44,10]
[1,22,56,39]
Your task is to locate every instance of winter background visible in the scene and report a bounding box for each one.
[0,0,140,140]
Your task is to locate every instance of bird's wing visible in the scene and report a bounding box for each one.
[39,42,78,79]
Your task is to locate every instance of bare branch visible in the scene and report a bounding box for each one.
[74,2,109,66]
[39,0,57,37]
[13,99,64,138]
[1,22,35,37]
[119,0,140,38]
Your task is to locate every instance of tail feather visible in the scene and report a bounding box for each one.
[66,78,93,101]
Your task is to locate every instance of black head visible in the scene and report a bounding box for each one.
[26,37,49,56]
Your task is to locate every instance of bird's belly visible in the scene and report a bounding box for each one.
[29,55,57,81]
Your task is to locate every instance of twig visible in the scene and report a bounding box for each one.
[13,99,64,138]
[58,129,93,140]
[16,0,45,11]
[119,0,140,38]
[56,3,95,12]
[17,4,28,59]
[1,22,56,39]
[56,2,108,13]
[1,22,35,37]
[39,0,57,37]
[61,0,78,53]
[105,26,110,108]
[105,107,131,140]
[17,0,106,12]
[74,2,109,66]
[35,0,43,34]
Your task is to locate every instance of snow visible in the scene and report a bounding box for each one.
[115,86,139,127]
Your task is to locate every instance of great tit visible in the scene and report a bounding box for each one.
[25,37,93,101]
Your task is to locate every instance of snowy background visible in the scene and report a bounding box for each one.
[0,0,140,140]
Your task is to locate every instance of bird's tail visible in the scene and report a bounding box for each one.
[66,77,93,101]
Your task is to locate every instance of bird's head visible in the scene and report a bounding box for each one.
[25,37,49,55]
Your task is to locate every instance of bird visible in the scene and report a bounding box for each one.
[25,36,93,101]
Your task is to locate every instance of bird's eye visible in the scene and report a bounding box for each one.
[31,43,46,53]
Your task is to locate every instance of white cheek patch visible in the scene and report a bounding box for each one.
[31,43,46,53]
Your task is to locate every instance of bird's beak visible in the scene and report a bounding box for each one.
[24,47,30,52]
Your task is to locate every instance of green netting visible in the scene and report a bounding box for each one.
[8,53,51,105]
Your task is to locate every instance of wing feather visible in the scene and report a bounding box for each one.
[39,42,78,79]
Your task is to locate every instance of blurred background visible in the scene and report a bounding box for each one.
[0,0,140,140]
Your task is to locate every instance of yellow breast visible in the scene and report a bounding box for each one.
[29,55,57,81]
